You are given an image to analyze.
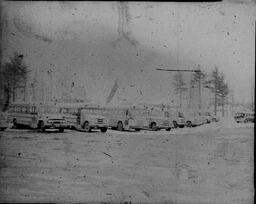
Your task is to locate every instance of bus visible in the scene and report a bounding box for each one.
[234,111,254,123]
[77,106,108,132]
[102,106,173,131]
[128,107,152,131]
[8,102,68,132]
[58,103,99,129]
[165,109,186,128]
[101,106,131,131]
[198,111,219,123]
[146,108,173,131]
[58,103,109,132]
[182,109,204,127]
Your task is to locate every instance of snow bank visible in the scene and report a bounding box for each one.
[219,116,237,128]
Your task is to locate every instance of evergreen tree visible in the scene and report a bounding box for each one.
[206,66,220,115]
[191,69,206,87]
[217,72,229,117]
[206,66,229,116]
[191,67,208,109]
[0,52,29,111]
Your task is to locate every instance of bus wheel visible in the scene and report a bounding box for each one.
[82,121,91,132]
[186,121,192,128]
[117,121,123,131]
[100,127,107,133]
[151,122,157,131]
[13,119,18,129]
[166,128,171,131]
[39,121,46,132]
[135,128,141,132]
[59,128,64,133]
[173,121,178,128]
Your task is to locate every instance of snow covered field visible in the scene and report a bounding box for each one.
[0,122,254,203]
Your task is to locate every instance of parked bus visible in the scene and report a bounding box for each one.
[146,108,173,131]
[198,111,219,123]
[234,111,254,123]
[197,111,208,124]
[8,102,68,132]
[76,106,108,132]
[128,107,152,131]
[182,109,204,127]
[102,106,132,131]
[102,106,173,131]
[58,103,99,129]
[165,109,186,128]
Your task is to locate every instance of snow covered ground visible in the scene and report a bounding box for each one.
[0,121,254,203]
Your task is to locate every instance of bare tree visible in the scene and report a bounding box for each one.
[172,72,187,108]
[0,52,29,111]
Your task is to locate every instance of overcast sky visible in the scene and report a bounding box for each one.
[2,1,255,105]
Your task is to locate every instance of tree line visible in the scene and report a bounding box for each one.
[0,52,29,112]
[0,52,229,117]
[172,66,229,116]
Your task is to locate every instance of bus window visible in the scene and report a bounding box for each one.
[16,107,21,112]
[178,112,184,118]
[69,108,78,115]
[32,106,36,113]
[61,108,68,114]
[9,106,13,112]
[28,106,33,113]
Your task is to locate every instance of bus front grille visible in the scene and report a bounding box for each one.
[97,118,104,124]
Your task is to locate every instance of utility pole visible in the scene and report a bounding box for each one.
[231,90,234,117]
[198,66,202,110]
[156,68,202,109]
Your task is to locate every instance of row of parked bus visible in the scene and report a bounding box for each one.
[0,102,219,132]
[234,111,254,123]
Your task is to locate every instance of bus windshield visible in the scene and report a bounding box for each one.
[82,108,102,115]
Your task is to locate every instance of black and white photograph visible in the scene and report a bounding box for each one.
[0,0,255,203]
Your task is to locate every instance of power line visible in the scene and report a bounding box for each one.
[156,68,201,73]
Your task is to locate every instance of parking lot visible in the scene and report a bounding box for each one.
[0,122,254,203]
